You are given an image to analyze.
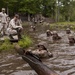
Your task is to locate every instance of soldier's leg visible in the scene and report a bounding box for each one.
[8,29,17,39]
[0,23,3,31]
[9,34,14,39]
[0,23,3,36]
[5,23,8,35]
[2,23,6,35]
[17,28,22,39]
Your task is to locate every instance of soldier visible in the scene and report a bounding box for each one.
[46,30,52,37]
[0,8,8,35]
[32,16,38,25]
[66,28,71,34]
[14,41,53,59]
[7,14,23,40]
[26,42,53,58]
[68,34,75,46]
[52,31,61,41]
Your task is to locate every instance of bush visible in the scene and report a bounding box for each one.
[18,36,33,48]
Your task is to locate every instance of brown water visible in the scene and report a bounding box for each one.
[0,22,75,75]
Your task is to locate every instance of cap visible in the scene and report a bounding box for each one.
[46,30,50,32]
[66,28,70,30]
[2,8,5,11]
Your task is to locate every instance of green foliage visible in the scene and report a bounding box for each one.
[0,36,33,52]
[1,0,75,21]
[50,22,75,30]
[0,39,14,52]
[18,36,33,48]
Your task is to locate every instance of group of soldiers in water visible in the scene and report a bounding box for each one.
[46,28,75,46]
[15,26,75,59]
[29,27,75,58]
[15,27,75,59]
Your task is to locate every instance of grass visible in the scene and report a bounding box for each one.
[0,36,33,52]
[18,35,33,48]
[50,22,75,30]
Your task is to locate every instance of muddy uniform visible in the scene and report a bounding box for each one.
[0,12,8,35]
[27,43,53,58]
[32,49,48,58]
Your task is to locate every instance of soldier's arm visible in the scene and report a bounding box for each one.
[0,13,2,17]
[11,20,20,28]
[18,19,23,28]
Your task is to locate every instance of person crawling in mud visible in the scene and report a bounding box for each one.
[46,30,52,37]
[66,28,71,34]
[25,43,53,58]
[52,31,61,41]
[14,44,58,75]
[14,43,53,59]
[68,34,75,46]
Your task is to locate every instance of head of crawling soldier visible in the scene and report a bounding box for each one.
[37,42,47,51]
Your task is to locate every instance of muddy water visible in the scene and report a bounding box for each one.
[0,23,75,75]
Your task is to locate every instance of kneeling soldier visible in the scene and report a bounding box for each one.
[7,14,23,40]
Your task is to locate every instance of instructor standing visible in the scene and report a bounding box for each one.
[0,8,8,36]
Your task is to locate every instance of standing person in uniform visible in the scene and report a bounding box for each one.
[7,14,23,40]
[0,8,8,36]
